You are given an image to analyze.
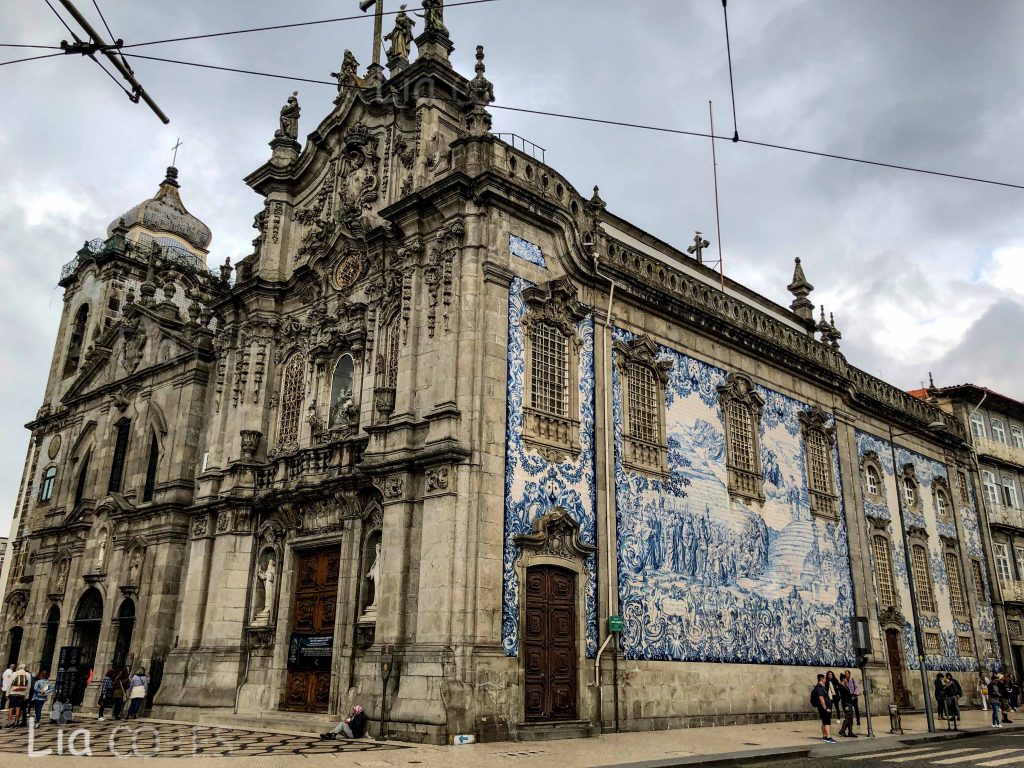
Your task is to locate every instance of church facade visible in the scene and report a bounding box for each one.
[0,5,1003,743]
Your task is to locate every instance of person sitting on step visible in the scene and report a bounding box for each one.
[320,705,368,740]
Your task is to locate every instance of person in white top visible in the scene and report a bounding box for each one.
[2,664,15,718]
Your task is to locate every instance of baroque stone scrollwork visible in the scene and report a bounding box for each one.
[382,475,403,499]
[424,217,465,337]
[425,466,450,492]
[240,430,262,462]
[191,515,209,538]
[878,606,906,629]
[514,508,597,563]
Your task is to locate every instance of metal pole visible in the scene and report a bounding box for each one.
[380,675,388,740]
[862,662,874,737]
[888,424,937,733]
[612,632,620,733]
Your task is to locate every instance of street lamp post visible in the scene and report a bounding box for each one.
[888,420,946,734]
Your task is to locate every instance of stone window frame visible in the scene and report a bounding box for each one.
[275,352,307,451]
[717,372,765,504]
[614,335,672,477]
[940,536,968,619]
[520,278,587,462]
[798,406,838,519]
[956,634,975,657]
[982,469,1000,508]
[869,519,900,611]
[923,630,941,655]
[1013,425,1024,450]
[992,418,1007,444]
[908,528,938,615]
[62,302,90,379]
[932,476,954,522]
[862,451,886,502]
[984,636,997,658]
[900,464,921,512]
[970,558,988,602]
[994,541,1013,583]
[1002,474,1020,509]
[38,465,57,503]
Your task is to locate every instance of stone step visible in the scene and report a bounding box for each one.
[516,719,598,742]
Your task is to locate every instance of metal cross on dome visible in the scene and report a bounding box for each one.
[171,138,183,167]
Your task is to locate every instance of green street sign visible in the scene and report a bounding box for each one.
[608,615,623,633]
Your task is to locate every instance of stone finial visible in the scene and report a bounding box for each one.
[787,257,815,328]
[220,256,233,286]
[827,312,842,350]
[467,45,495,135]
[816,305,830,340]
[589,185,606,209]
[162,166,180,188]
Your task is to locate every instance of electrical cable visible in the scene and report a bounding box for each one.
[722,0,739,142]
[0,43,63,49]
[0,51,65,66]
[91,0,115,42]
[41,0,76,38]
[120,0,505,49]
[117,51,1024,192]
[38,0,134,100]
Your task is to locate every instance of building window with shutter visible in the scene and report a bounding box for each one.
[971,559,987,602]
[799,407,838,518]
[615,336,672,475]
[277,354,305,448]
[718,373,765,503]
[944,551,968,617]
[872,534,897,609]
[911,543,937,614]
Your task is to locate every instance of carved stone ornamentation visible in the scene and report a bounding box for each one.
[216,510,231,533]
[239,430,262,462]
[425,467,449,492]
[247,626,276,649]
[382,476,403,499]
[7,591,28,623]
[878,606,906,628]
[423,217,466,337]
[514,508,597,563]
[191,515,209,538]
[373,386,396,421]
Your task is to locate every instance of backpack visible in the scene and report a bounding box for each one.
[810,686,819,709]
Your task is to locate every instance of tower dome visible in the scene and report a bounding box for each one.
[106,166,212,253]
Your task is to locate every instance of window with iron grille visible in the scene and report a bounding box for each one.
[278,355,305,446]
[956,635,974,656]
[627,363,659,444]
[956,470,969,503]
[944,552,968,617]
[912,544,937,613]
[971,559,987,602]
[107,418,131,494]
[529,322,568,417]
[806,430,833,495]
[985,637,996,657]
[727,401,756,473]
[923,631,941,654]
[381,318,400,389]
[873,535,897,608]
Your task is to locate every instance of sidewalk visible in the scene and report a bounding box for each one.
[0,706,1009,765]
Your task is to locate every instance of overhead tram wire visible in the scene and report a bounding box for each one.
[119,0,505,50]
[40,0,134,99]
[54,50,1024,194]
[90,0,133,73]
[0,51,65,66]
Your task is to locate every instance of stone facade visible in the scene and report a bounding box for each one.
[0,9,999,744]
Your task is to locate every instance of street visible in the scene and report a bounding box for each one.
[747,732,1024,768]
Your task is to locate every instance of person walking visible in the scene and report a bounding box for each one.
[990,674,1004,728]
[844,668,861,726]
[111,668,129,720]
[30,671,53,728]
[997,673,1012,724]
[837,673,857,737]
[811,674,837,744]
[934,673,946,719]
[124,668,148,720]
[98,668,115,722]
[980,673,990,711]
[6,665,31,728]
[1009,674,1021,711]
[824,670,842,719]
[320,704,369,740]
[1,663,14,713]
[941,673,962,728]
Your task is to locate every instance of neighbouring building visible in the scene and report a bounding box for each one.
[914,381,1024,674]
[0,4,1001,742]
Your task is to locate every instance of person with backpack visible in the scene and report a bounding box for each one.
[97,668,115,722]
[30,671,53,728]
[124,668,148,720]
[6,665,31,728]
[811,674,836,743]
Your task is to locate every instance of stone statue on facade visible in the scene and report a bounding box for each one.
[128,550,143,586]
[421,0,447,35]
[252,553,278,625]
[365,542,381,612]
[54,559,69,594]
[95,529,108,573]
[384,6,415,60]
[276,92,300,140]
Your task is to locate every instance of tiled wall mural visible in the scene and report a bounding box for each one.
[613,330,856,666]
[960,483,1000,670]
[509,234,547,268]
[502,276,598,657]
[856,432,989,672]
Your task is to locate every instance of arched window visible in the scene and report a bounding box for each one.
[142,431,159,502]
[911,543,937,613]
[944,551,968,617]
[62,304,90,378]
[718,373,765,503]
[983,470,1000,507]
[865,464,882,496]
[902,476,918,508]
[970,412,986,438]
[107,417,131,494]
[329,354,355,428]
[39,466,57,502]
[377,315,400,391]
[277,354,305,447]
[529,321,568,418]
[39,605,60,674]
[872,535,896,608]
[992,418,1007,443]
[74,452,91,506]
[1003,476,1020,509]
[935,488,950,518]
[112,599,135,670]
[1013,425,1024,450]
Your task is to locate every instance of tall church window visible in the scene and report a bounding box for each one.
[529,321,568,417]
[329,354,355,428]
[616,336,671,475]
[107,418,131,494]
[971,559,988,602]
[800,407,837,518]
[992,418,1007,444]
[39,466,57,502]
[902,475,918,508]
[970,412,986,438]
[911,543,937,613]
[62,304,90,378]
[627,363,659,444]
[277,354,305,447]
[377,316,400,390]
[944,551,968,617]
[74,452,91,506]
[718,373,765,503]
[872,534,897,609]
[142,431,159,503]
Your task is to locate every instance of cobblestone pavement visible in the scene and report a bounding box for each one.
[0,719,408,758]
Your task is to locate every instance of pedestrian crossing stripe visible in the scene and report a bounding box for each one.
[883,748,978,763]
[979,752,1024,767]
[841,747,940,760]
[934,749,1019,765]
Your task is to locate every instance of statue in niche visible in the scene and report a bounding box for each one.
[364,542,381,614]
[54,560,69,594]
[127,550,143,586]
[384,6,415,59]
[95,529,108,573]
[277,92,300,140]
[252,551,278,625]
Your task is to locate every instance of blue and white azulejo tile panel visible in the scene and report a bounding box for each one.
[502,278,598,658]
[613,329,856,666]
[509,234,547,268]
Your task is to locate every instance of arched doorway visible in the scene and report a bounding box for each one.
[71,588,104,705]
[39,606,61,674]
[6,626,23,667]
[112,599,135,670]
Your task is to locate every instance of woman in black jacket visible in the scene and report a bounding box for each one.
[934,673,946,719]
[320,705,369,740]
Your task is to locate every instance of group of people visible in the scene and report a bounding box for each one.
[811,669,863,743]
[981,672,1019,728]
[0,662,149,727]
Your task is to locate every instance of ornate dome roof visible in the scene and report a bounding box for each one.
[107,167,212,251]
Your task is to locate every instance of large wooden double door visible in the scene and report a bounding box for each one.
[285,546,340,713]
[885,628,910,707]
[523,566,578,721]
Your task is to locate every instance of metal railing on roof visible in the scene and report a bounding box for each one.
[492,133,547,163]
[59,235,221,284]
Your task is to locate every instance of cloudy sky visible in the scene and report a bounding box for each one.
[3,0,1022,534]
